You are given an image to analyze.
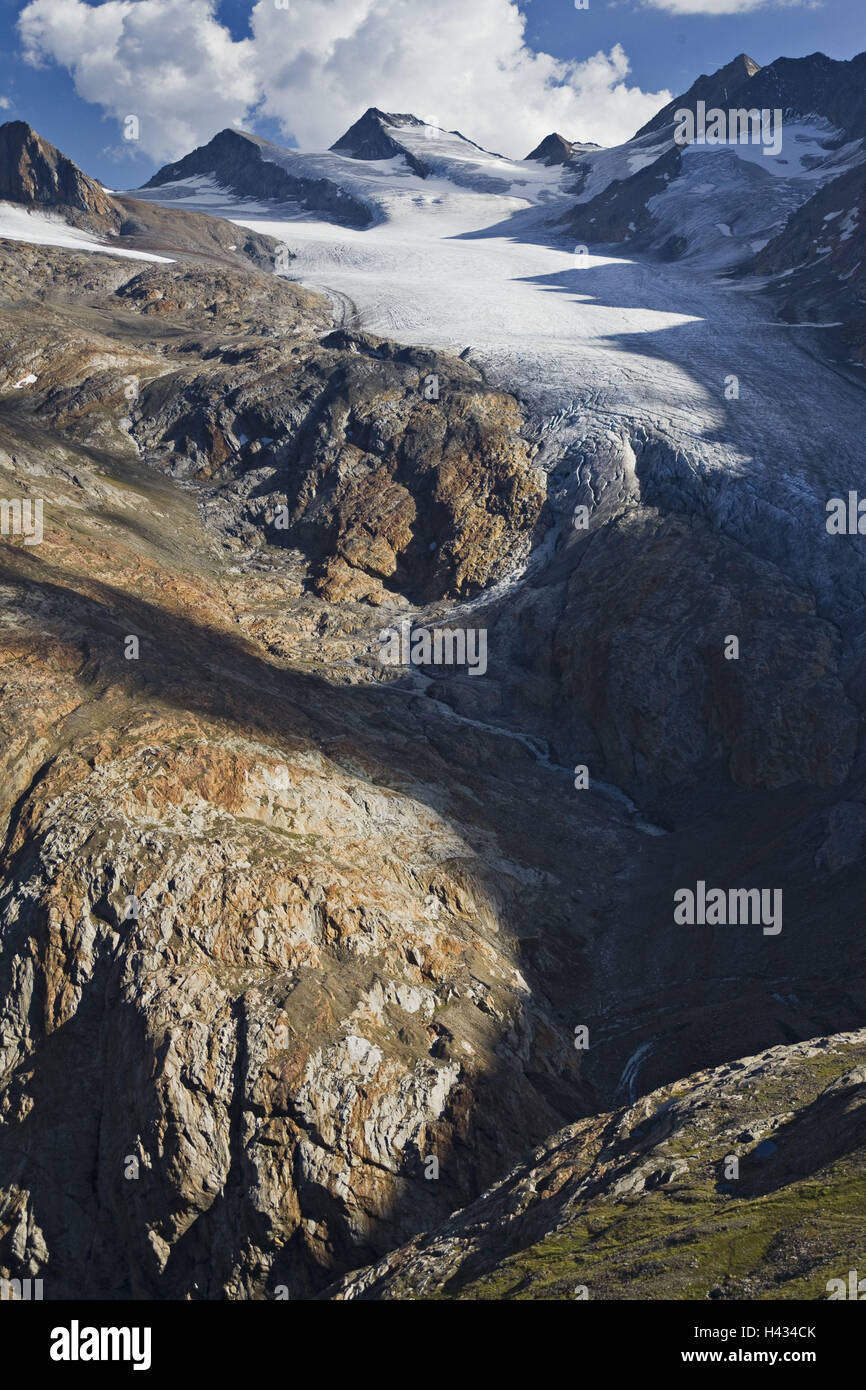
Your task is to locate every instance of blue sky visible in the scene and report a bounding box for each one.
[0,0,864,187]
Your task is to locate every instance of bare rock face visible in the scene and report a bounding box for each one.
[0,708,576,1297]
[526,134,580,166]
[0,120,121,231]
[0,120,289,268]
[330,109,431,176]
[548,510,857,793]
[748,161,866,367]
[0,240,592,1299]
[328,1030,866,1300]
[565,145,683,250]
[39,276,546,604]
[0,245,545,606]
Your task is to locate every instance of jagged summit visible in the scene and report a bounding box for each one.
[526,133,577,166]
[330,107,432,175]
[719,51,762,83]
[635,49,866,145]
[635,53,761,139]
[329,107,504,179]
[0,119,120,227]
[744,49,866,138]
[331,108,424,156]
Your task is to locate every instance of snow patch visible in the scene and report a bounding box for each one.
[0,202,173,262]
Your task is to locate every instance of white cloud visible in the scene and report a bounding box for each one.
[249,1,670,156]
[0,97,11,110]
[18,0,671,163]
[18,0,260,161]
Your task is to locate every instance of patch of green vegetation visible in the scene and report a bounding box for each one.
[447,1159,866,1302]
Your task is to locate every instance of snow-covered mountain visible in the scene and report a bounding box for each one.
[562,51,866,273]
[121,54,866,652]
[6,47,865,367]
[329,106,510,187]
[143,127,376,228]
[132,52,866,369]
[137,110,567,228]
[3,53,866,1309]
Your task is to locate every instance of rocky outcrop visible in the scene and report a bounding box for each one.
[329,1030,866,1299]
[747,161,866,366]
[526,134,586,166]
[565,145,682,250]
[0,120,121,232]
[18,268,545,604]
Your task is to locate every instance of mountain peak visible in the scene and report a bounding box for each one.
[634,53,763,140]
[526,133,576,166]
[330,108,428,169]
[0,119,118,224]
[142,126,374,228]
[726,53,761,79]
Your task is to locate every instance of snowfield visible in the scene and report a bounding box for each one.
[0,202,173,261]
[134,122,866,624]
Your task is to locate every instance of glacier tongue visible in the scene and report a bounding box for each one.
[137,122,866,623]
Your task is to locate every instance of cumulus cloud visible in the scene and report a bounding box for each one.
[18,0,671,163]
[18,0,260,160]
[249,0,670,155]
[0,97,11,110]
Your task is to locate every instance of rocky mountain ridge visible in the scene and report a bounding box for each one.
[144,128,375,228]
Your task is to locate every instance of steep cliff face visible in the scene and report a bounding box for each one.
[747,161,866,366]
[0,120,121,230]
[0,241,602,1298]
[0,704,583,1296]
